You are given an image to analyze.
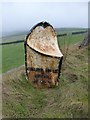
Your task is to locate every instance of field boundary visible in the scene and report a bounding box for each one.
[0,40,24,45]
[0,31,87,45]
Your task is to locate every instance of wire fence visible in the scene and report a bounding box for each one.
[0,31,87,45]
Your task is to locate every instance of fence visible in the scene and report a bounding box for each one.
[0,30,87,45]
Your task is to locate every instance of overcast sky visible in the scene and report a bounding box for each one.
[1,0,89,35]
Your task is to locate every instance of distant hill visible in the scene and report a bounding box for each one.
[1,28,87,43]
[55,28,87,34]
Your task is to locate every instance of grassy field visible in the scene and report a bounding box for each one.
[2,44,88,118]
[2,43,24,73]
[58,34,85,55]
[55,28,87,34]
[1,32,26,43]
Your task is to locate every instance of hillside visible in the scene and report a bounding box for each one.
[2,44,88,118]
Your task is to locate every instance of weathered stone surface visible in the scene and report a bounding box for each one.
[24,21,63,88]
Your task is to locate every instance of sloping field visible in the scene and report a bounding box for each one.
[2,44,88,118]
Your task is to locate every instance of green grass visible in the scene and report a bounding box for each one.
[58,34,85,45]
[55,28,87,34]
[2,45,88,118]
[2,43,24,73]
[2,33,26,43]
[57,34,85,59]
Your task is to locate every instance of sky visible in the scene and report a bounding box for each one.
[0,0,89,35]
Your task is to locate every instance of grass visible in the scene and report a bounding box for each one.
[58,34,85,45]
[2,33,26,43]
[2,43,24,73]
[1,28,88,118]
[58,34,85,51]
[1,28,88,119]
[2,43,88,118]
[55,28,87,34]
